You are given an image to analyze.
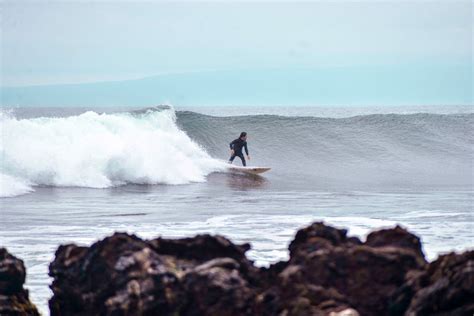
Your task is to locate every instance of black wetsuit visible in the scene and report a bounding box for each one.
[229,138,249,166]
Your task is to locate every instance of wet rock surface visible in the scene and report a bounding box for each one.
[47,222,473,315]
[0,248,39,316]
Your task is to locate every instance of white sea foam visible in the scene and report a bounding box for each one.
[0,173,34,197]
[0,108,223,197]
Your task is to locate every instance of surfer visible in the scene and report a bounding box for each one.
[228,132,250,166]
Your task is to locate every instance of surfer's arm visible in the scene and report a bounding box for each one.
[229,140,236,150]
[244,143,249,156]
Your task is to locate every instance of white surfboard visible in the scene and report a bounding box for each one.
[228,165,271,175]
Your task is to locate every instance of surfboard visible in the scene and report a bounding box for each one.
[228,166,271,175]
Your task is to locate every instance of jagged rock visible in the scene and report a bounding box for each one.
[49,232,258,316]
[288,222,361,260]
[0,248,39,316]
[149,234,251,263]
[286,244,422,315]
[48,222,470,316]
[366,225,426,263]
[256,263,356,315]
[181,258,256,315]
[259,222,425,316]
[49,233,185,315]
[390,250,474,315]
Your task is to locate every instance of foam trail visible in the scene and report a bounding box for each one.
[0,108,222,197]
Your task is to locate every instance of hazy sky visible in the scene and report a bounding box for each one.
[1,0,472,105]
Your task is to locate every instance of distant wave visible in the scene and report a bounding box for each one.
[0,107,223,197]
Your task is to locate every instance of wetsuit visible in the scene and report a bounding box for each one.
[229,138,249,166]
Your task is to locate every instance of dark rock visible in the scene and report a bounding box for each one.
[255,263,357,316]
[289,222,355,260]
[49,232,258,316]
[0,248,39,316]
[49,233,185,315]
[181,258,256,315]
[47,222,470,316]
[390,250,474,316]
[149,234,251,263]
[289,245,422,315]
[366,225,426,263]
[263,223,425,316]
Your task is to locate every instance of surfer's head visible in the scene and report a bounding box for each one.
[240,132,247,140]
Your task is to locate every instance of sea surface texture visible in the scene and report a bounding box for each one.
[1,105,473,314]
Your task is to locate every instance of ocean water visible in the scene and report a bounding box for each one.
[1,105,473,315]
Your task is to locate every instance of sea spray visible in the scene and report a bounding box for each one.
[0,107,222,197]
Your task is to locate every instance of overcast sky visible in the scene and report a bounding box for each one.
[1,0,472,105]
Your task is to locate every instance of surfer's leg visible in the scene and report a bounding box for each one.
[238,153,246,166]
[228,154,236,164]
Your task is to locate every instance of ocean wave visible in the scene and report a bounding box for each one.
[0,108,223,198]
[176,110,474,187]
[1,107,472,196]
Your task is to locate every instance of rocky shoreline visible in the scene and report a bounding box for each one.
[1,222,473,315]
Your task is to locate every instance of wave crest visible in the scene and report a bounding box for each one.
[0,107,222,197]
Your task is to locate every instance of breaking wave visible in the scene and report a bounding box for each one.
[0,107,222,197]
[2,106,473,197]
